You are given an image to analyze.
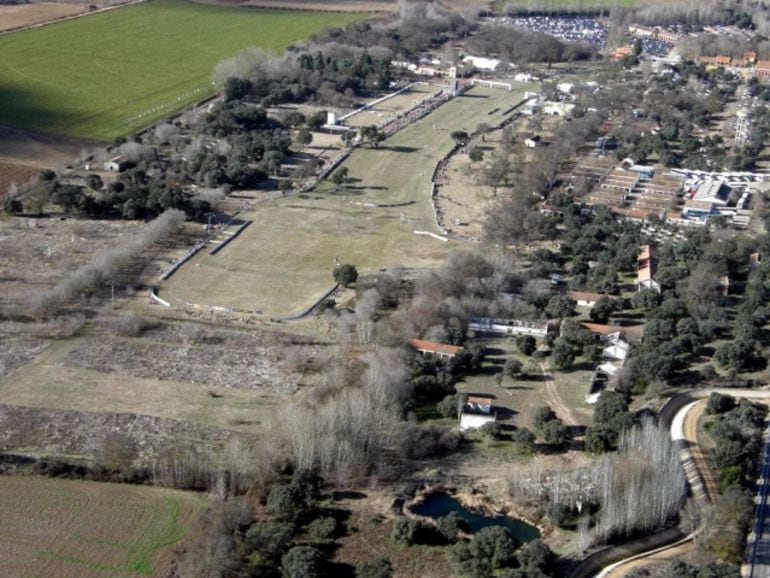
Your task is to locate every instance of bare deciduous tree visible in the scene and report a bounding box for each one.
[26,209,185,318]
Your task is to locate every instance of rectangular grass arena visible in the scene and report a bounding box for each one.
[0,476,205,577]
[0,0,361,140]
[159,83,533,317]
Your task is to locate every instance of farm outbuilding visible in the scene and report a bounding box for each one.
[408,338,463,360]
[103,156,130,172]
[459,394,496,431]
[524,135,541,148]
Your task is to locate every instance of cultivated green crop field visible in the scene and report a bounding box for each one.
[0,0,361,140]
[0,476,205,577]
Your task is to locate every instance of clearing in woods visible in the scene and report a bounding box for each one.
[0,476,205,578]
[160,83,532,317]
[0,0,361,140]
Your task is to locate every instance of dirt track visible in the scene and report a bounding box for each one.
[540,359,579,426]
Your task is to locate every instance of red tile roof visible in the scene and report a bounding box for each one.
[568,291,605,303]
[408,338,463,356]
[581,323,644,337]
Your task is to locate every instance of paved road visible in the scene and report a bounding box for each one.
[749,423,770,578]
[571,389,770,578]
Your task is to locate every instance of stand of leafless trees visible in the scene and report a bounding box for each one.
[24,209,185,318]
[509,420,685,543]
[268,348,411,484]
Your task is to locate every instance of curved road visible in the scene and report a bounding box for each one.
[570,388,770,578]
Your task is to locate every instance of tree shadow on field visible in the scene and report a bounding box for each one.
[326,188,365,197]
[337,185,389,191]
[332,490,367,501]
[495,406,518,420]
[383,145,420,153]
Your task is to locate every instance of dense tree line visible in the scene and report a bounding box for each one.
[705,393,768,493]
[466,24,593,65]
[212,1,476,108]
[214,46,392,109]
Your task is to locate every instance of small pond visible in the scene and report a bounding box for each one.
[411,493,540,543]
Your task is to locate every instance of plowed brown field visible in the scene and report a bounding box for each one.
[0,162,38,197]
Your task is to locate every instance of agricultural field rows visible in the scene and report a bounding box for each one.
[0,0,361,140]
[0,476,205,577]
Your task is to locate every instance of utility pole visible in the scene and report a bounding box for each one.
[106,280,118,309]
[204,212,216,233]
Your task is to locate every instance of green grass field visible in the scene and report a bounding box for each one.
[161,83,533,317]
[0,0,360,140]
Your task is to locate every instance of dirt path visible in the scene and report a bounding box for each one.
[601,538,694,578]
[539,359,579,426]
[683,401,720,502]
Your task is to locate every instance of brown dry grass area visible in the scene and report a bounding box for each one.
[334,505,453,577]
[0,325,49,380]
[435,94,552,242]
[0,0,135,32]
[202,0,394,12]
[344,82,441,128]
[0,126,99,168]
[0,402,238,459]
[0,476,205,578]
[0,161,39,197]
[0,330,293,433]
[0,216,142,308]
[437,150,492,241]
[63,322,314,394]
[0,2,90,31]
